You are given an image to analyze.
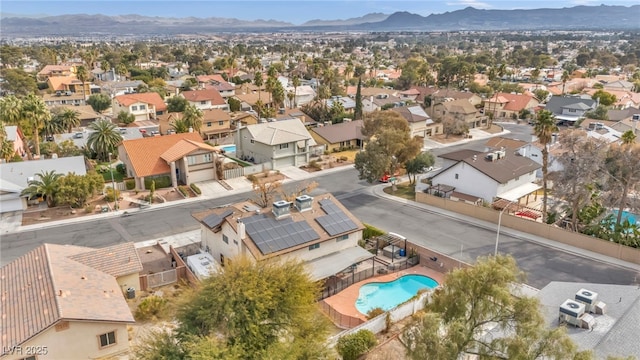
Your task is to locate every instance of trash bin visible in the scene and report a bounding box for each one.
[399,248,406,257]
[126,287,135,299]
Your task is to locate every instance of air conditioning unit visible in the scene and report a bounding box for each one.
[575,288,606,315]
[486,153,496,161]
[559,299,593,329]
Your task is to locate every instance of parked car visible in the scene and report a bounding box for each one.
[379,171,400,183]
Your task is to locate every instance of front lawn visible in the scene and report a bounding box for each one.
[382,182,415,200]
[101,169,124,183]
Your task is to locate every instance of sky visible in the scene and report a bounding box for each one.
[1,0,638,24]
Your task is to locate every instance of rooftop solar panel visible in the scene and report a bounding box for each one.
[202,209,234,229]
[316,199,358,236]
[242,214,320,255]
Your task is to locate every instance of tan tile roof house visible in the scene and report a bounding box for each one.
[118,132,219,190]
[1,243,141,359]
[310,119,365,151]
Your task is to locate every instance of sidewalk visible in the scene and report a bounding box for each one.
[372,180,640,272]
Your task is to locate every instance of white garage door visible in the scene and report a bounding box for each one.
[189,169,215,183]
[275,156,295,169]
[1,198,26,213]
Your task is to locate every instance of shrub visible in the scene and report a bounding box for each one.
[84,205,93,213]
[340,156,349,162]
[135,296,168,321]
[366,307,385,319]
[116,163,126,175]
[363,224,385,240]
[190,183,201,195]
[125,179,135,190]
[178,185,189,197]
[104,187,120,202]
[323,150,330,155]
[336,329,377,360]
[309,160,322,170]
[144,175,171,189]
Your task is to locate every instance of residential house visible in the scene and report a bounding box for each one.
[483,92,539,120]
[346,86,398,99]
[101,80,146,98]
[545,96,597,125]
[325,96,356,111]
[603,80,635,92]
[583,88,640,109]
[408,86,439,104]
[112,93,167,122]
[0,242,142,360]
[310,119,365,152]
[433,98,485,129]
[3,126,26,159]
[399,88,421,101]
[230,111,259,128]
[197,75,236,98]
[49,105,103,127]
[0,155,86,212]
[47,76,91,96]
[362,93,404,113]
[192,193,373,281]
[158,109,232,140]
[42,92,86,107]
[180,89,229,111]
[284,85,316,108]
[432,89,484,108]
[92,68,118,82]
[392,105,441,138]
[427,149,541,204]
[118,132,219,190]
[36,64,76,82]
[236,118,315,169]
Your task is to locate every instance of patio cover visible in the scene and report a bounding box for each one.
[497,183,541,202]
[306,246,375,281]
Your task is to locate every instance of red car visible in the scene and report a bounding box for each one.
[379,171,400,183]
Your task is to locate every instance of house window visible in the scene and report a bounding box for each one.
[187,155,197,165]
[98,331,117,348]
[568,109,576,113]
[201,101,207,105]
[279,143,289,149]
[250,139,255,144]
[223,234,229,244]
[131,105,138,111]
[337,234,349,242]
[218,121,224,125]
[207,122,212,127]
[139,104,146,110]
[233,239,238,245]
[455,173,459,180]
[203,153,213,162]
[309,243,320,250]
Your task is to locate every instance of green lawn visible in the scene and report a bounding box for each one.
[101,169,124,183]
[382,182,415,200]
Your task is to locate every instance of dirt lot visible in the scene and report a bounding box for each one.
[301,153,354,172]
[21,187,188,226]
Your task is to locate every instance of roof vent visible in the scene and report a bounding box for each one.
[272,200,291,219]
[294,195,313,212]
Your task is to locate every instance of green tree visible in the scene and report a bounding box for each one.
[0,68,37,96]
[170,117,190,134]
[584,105,609,120]
[405,152,435,185]
[167,96,188,113]
[533,89,550,103]
[56,171,104,208]
[176,257,329,358]
[76,65,89,101]
[336,330,377,360]
[291,75,301,108]
[228,97,241,112]
[533,110,558,223]
[22,94,51,158]
[591,90,617,107]
[116,110,135,125]
[183,104,203,133]
[604,143,640,226]
[254,72,264,102]
[133,329,186,360]
[86,119,123,162]
[21,170,62,207]
[355,111,422,183]
[54,108,80,133]
[354,77,363,120]
[87,93,111,113]
[403,255,591,360]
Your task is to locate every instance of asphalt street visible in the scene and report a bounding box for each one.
[2,165,638,290]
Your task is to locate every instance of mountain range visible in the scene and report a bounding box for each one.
[1,5,639,37]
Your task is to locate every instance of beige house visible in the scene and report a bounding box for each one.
[1,243,142,360]
[433,99,486,129]
[112,93,167,122]
[310,119,365,152]
[483,92,539,120]
[392,105,442,137]
[158,109,232,140]
[192,193,373,281]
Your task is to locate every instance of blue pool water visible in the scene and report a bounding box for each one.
[222,145,236,153]
[612,210,639,225]
[355,275,438,314]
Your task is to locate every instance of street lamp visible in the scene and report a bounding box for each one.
[495,198,517,256]
[109,153,118,211]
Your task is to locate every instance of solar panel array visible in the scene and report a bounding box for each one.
[202,209,234,229]
[242,214,320,255]
[316,199,359,236]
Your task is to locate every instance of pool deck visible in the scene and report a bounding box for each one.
[322,265,446,322]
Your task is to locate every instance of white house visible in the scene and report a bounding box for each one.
[235,118,315,169]
[112,93,167,122]
[180,89,229,111]
[427,149,541,204]
[284,85,316,108]
[193,193,373,281]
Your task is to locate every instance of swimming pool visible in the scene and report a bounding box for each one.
[221,145,236,153]
[355,275,438,314]
[612,210,639,225]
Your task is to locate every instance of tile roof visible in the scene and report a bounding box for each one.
[181,89,226,105]
[114,92,167,112]
[160,139,218,163]
[487,92,537,111]
[311,120,365,144]
[1,244,136,353]
[196,74,226,83]
[47,76,80,91]
[392,106,433,123]
[442,99,477,115]
[37,64,74,76]
[67,242,143,277]
[245,118,315,146]
[120,132,204,177]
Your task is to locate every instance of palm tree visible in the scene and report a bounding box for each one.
[291,75,300,108]
[21,170,62,208]
[561,70,570,95]
[42,114,64,140]
[0,95,34,159]
[170,117,190,133]
[533,110,559,223]
[621,130,637,145]
[254,72,264,102]
[87,119,123,162]
[21,94,51,158]
[76,65,89,102]
[183,104,203,133]
[56,108,81,133]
